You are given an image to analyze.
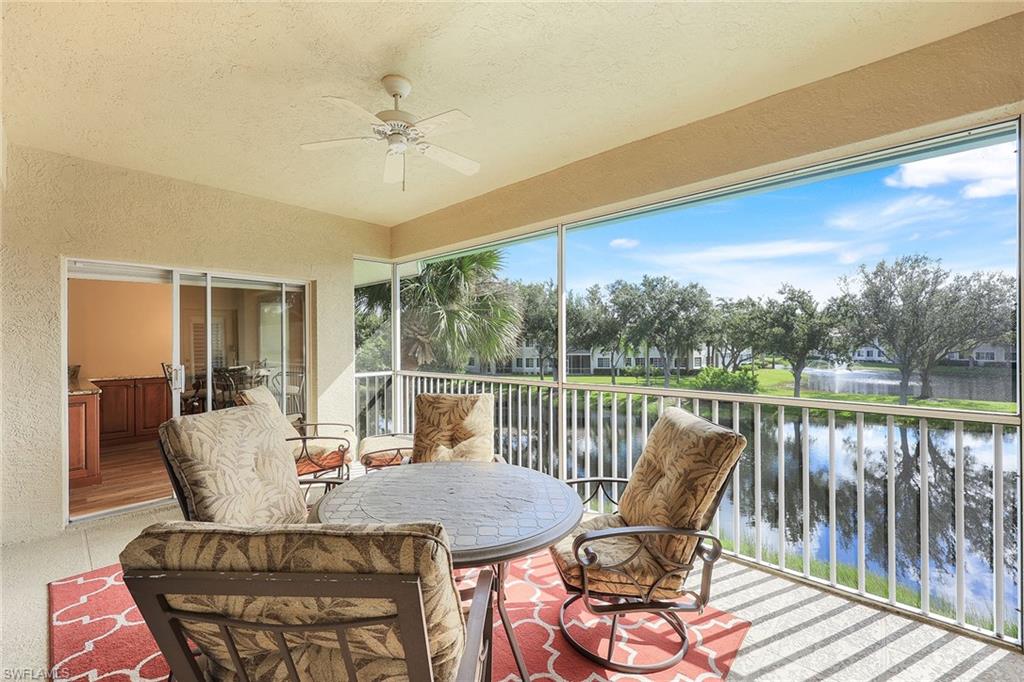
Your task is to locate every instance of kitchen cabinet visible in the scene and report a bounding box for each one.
[93,376,171,445]
[135,377,171,438]
[68,391,101,487]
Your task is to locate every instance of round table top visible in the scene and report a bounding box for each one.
[317,461,584,568]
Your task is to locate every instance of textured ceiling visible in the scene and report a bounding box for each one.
[3,2,1019,226]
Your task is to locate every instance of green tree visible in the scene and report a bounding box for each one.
[636,276,714,387]
[575,281,642,385]
[354,282,391,372]
[517,280,557,380]
[853,255,1015,403]
[360,250,521,371]
[760,285,858,398]
[708,297,763,370]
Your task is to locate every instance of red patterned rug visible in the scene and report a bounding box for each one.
[49,552,748,681]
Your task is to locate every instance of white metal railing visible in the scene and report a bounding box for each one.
[354,371,395,438]
[355,369,1022,646]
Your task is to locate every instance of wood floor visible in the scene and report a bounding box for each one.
[69,440,174,518]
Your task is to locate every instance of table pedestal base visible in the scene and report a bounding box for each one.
[496,561,530,680]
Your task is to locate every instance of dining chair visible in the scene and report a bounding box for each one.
[158,403,344,524]
[549,406,746,673]
[413,393,503,463]
[235,385,355,482]
[271,367,307,420]
[161,361,205,414]
[122,521,494,682]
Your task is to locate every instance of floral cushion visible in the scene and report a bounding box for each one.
[158,404,307,524]
[549,513,684,599]
[237,385,356,464]
[413,394,494,463]
[619,407,746,565]
[120,521,466,682]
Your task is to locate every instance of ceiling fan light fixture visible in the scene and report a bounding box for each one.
[301,74,480,190]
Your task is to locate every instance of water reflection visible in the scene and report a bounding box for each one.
[803,366,1015,403]
[550,398,1020,633]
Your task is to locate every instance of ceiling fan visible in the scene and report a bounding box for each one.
[301,74,480,190]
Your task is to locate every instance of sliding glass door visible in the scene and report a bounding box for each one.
[169,272,308,419]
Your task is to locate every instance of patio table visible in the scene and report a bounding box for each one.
[317,460,584,680]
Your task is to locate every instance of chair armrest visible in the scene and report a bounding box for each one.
[285,434,353,458]
[285,434,352,446]
[297,476,347,491]
[565,477,631,507]
[572,526,723,605]
[456,569,494,682]
[296,422,355,437]
[566,477,631,486]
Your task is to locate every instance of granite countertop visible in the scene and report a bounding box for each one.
[88,374,165,382]
[68,379,101,396]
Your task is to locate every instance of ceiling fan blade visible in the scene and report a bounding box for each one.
[300,136,378,150]
[383,152,405,184]
[420,144,480,176]
[321,96,381,125]
[414,109,472,137]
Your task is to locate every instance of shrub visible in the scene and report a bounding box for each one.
[691,366,759,394]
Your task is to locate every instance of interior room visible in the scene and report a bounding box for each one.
[2,3,1023,681]
[66,275,174,517]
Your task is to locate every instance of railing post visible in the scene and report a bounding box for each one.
[390,262,402,433]
[557,222,567,482]
[920,418,930,616]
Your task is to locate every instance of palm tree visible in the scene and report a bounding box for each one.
[355,250,523,371]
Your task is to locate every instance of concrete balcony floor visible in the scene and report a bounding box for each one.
[2,503,1022,680]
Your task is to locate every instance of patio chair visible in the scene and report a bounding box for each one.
[122,521,494,682]
[359,432,415,470]
[550,406,746,673]
[236,385,354,481]
[158,403,345,524]
[413,393,504,463]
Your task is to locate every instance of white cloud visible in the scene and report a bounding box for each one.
[641,239,846,267]
[623,238,891,296]
[962,177,1017,199]
[827,194,955,233]
[885,141,1018,199]
[609,238,639,249]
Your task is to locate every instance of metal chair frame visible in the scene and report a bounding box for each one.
[125,567,494,682]
[557,469,736,674]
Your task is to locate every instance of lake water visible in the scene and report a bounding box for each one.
[499,396,1020,633]
[803,366,1016,403]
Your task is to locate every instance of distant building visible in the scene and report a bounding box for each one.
[852,342,1015,367]
[468,343,712,376]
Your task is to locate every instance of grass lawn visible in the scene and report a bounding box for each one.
[567,369,1016,414]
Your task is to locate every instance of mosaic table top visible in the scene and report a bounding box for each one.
[318,461,584,568]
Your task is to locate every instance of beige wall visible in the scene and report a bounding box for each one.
[0,145,388,544]
[67,279,172,379]
[390,13,1024,259]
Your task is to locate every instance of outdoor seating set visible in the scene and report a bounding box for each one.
[126,387,746,681]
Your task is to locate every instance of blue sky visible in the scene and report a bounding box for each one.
[495,134,1019,300]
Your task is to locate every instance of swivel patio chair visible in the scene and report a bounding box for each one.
[158,403,345,524]
[550,406,746,673]
[413,393,504,463]
[122,521,494,682]
[236,385,355,482]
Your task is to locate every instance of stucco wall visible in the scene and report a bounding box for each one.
[0,145,388,544]
[390,12,1024,259]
